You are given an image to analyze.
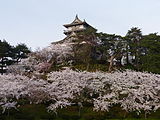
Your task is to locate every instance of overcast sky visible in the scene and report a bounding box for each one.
[0,0,160,50]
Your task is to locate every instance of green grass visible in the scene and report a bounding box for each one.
[0,104,159,120]
[72,63,108,72]
[108,119,160,120]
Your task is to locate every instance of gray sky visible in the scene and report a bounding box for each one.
[0,0,160,50]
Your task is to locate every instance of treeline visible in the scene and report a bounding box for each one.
[0,40,31,74]
[1,27,160,75]
[73,27,160,74]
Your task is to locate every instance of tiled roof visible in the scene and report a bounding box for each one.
[64,15,85,27]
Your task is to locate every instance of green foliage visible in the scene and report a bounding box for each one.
[13,43,31,63]
[139,33,160,73]
[54,28,160,74]
[94,28,160,74]
[73,43,95,65]
[125,27,143,70]
[96,32,125,72]
[0,40,31,74]
[0,40,14,74]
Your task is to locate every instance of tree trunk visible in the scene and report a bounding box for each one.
[108,55,116,72]
[145,112,147,119]
[126,46,129,65]
[86,63,90,71]
[0,57,4,75]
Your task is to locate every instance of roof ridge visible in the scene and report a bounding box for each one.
[71,15,83,24]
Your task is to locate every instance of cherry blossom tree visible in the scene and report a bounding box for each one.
[46,69,160,115]
[0,68,160,117]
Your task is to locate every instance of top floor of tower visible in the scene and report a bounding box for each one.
[63,15,96,36]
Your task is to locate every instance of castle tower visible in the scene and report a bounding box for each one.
[63,15,96,36]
